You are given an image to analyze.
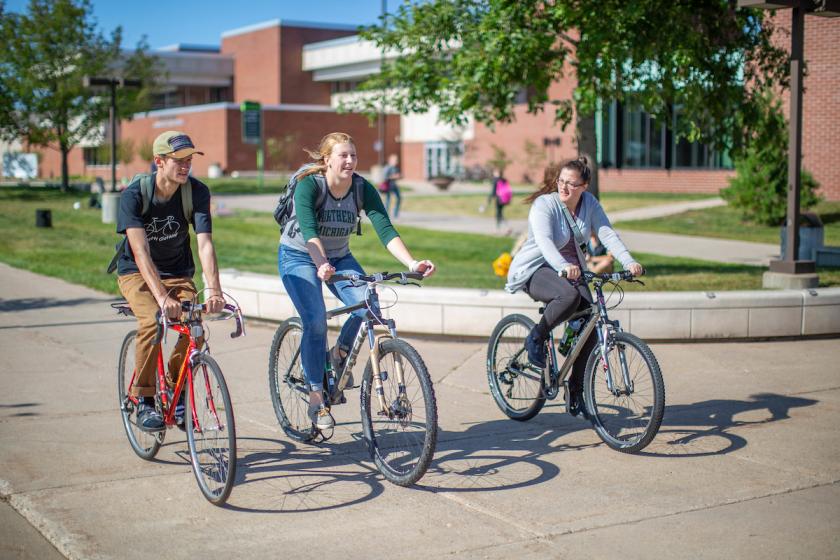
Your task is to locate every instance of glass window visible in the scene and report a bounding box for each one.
[424,141,463,178]
[597,101,732,170]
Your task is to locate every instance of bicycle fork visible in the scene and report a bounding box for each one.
[366,321,408,419]
[596,323,634,397]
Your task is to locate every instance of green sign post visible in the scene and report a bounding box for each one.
[240,100,263,188]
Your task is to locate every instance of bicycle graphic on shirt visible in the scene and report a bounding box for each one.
[145,216,180,240]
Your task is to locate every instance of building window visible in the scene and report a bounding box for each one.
[331,81,361,94]
[424,141,463,178]
[596,100,732,170]
[83,147,109,166]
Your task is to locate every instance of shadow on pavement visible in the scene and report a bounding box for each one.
[639,392,817,457]
[131,393,817,512]
[0,297,108,312]
[224,434,386,513]
[0,402,42,418]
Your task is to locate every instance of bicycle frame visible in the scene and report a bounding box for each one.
[325,284,405,416]
[542,273,636,398]
[123,321,203,430]
[122,301,241,433]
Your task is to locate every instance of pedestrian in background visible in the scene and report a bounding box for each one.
[380,153,402,218]
[484,168,512,231]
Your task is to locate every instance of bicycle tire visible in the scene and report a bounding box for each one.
[486,314,546,421]
[361,338,437,486]
[268,318,315,442]
[186,354,237,505]
[117,330,164,460]
[584,332,665,453]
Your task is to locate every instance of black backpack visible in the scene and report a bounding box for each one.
[274,164,366,236]
[106,174,194,273]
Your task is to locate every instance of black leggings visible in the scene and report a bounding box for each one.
[524,265,596,391]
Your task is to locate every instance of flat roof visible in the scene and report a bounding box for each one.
[221,18,360,39]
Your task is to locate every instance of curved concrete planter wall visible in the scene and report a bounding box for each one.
[219,269,840,340]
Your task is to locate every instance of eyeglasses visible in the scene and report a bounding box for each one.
[557,179,585,189]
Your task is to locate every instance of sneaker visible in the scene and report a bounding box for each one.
[524,330,546,369]
[567,389,590,420]
[308,401,335,431]
[137,400,164,432]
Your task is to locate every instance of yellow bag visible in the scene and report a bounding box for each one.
[492,252,512,277]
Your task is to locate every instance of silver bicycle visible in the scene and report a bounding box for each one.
[268,271,438,486]
[487,270,665,453]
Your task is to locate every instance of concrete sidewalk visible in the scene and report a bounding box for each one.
[216,192,778,266]
[1,262,839,559]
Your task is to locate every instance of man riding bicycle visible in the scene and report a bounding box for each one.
[115,131,225,432]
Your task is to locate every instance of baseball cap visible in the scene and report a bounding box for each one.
[153,131,205,158]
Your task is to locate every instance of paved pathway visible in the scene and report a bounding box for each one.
[1,263,839,559]
[216,191,779,266]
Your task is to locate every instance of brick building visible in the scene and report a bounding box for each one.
[32,20,400,182]
[10,15,840,200]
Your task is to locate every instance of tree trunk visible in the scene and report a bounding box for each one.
[60,140,70,192]
[576,113,599,200]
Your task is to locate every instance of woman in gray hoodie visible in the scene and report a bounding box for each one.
[504,157,643,416]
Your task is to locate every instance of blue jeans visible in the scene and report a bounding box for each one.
[385,183,401,217]
[279,245,372,392]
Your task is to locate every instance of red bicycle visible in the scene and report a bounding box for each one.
[114,296,245,505]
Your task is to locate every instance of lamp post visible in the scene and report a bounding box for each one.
[83,76,142,192]
[737,0,839,288]
[377,0,387,170]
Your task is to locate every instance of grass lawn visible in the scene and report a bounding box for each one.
[617,200,840,246]
[1,187,837,295]
[202,176,289,194]
[402,191,715,220]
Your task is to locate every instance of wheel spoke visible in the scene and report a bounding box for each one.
[269,320,315,442]
[487,315,545,420]
[188,356,236,504]
[363,339,437,486]
[587,333,664,453]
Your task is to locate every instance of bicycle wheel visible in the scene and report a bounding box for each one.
[584,332,665,453]
[361,338,437,486]
[117,330,164,460]
[186,354,237,505]
[268,318,315,442]
[486,314,546,421]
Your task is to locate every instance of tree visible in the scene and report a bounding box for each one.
[522,139,546,184]
[0,0,158,190]
[721,90,820,226]
[265,133,300,171]
[487,143,512,176]
[349,1,790,198]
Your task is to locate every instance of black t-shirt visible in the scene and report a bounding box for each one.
[116,177,212,278]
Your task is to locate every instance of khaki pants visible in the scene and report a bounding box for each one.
[118,273,197,398]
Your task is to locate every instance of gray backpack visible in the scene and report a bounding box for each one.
[106,174,194,273]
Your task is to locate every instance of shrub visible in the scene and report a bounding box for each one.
[722,91,821,226]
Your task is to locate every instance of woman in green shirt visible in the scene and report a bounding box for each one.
[279,132,436,430]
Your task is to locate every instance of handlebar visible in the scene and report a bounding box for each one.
[113,299,245,344]
[560,269,645,283]
[327,271,425,286]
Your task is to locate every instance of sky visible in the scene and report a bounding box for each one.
[4,0,387,50]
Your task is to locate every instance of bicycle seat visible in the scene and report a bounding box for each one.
[111,301,134,317]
